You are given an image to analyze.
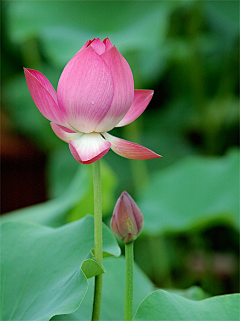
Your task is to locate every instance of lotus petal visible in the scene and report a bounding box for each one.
[24,68,68,126]
[50,123,81,143]
[57,46,114,133]
[69,133,111,164]
[90,38,107,55]
[104,133,162,160]
[95,46,134,132]
[116,90,154,127]
[103,38,113,51]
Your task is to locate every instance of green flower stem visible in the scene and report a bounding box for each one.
[124,241,134,321]
[92,160,103,321]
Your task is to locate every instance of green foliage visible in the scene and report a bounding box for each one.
[167,286,209,301]
[6,1,181,87]
[46,145,79,199]
[134,290,239,321]
[68,160,118,221]
[138,149,239,235]
[52,257,155,321]
[0,216,120,321]
[81,259,105,280]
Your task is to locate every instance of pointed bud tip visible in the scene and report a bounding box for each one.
[111,191,144,244]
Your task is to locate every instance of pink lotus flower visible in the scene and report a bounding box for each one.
[24,38,161,164]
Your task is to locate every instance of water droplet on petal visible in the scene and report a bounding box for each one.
[91,101,95,105]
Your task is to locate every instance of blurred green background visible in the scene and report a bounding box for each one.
[1,1,239,296]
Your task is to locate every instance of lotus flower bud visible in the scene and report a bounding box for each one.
[111,191,144,243]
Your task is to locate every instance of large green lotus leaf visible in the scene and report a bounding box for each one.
[52,256,155,321]
[0,215,120,321]
[138,149,239,235]
[0,165,88,227]
[134,290,239,321]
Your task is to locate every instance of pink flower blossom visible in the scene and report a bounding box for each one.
[24,38,161,164]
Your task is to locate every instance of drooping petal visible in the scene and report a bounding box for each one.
[57,46,114,133]
[69,133,111,164]
[116,90,154,127]
[24,68,68,126]
[51,122,81,143]
[95,46,134,132]
[103,133,162,160]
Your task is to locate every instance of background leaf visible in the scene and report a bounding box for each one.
[167,286,209,301]
[52,256,155,321]
[134,290,239,321]
[0,216,120,321]
[139,149,239,236]
[7,2,177,61]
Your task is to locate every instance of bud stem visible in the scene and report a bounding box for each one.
[124,241,134,321]
[92,160,103,321]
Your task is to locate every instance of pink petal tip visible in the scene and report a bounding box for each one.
[104,133,162,160]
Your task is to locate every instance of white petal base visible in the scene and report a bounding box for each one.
[69,133,111,164]
[51,122,81,143]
